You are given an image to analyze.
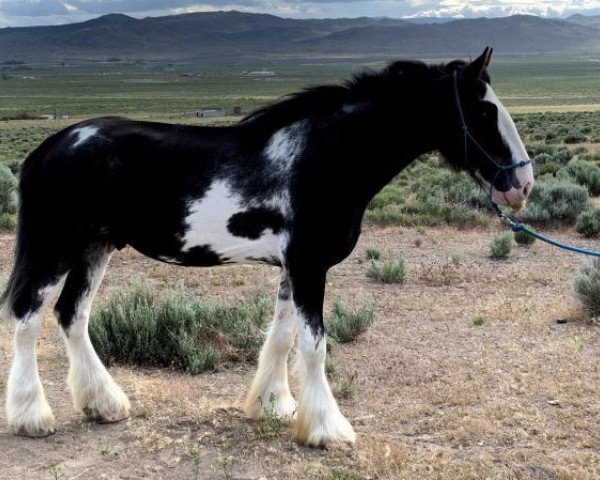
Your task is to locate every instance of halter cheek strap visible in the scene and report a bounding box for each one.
[452,70,531,202]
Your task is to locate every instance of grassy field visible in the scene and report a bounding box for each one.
[2,55,600,120]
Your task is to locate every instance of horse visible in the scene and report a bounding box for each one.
[0,47,533,446]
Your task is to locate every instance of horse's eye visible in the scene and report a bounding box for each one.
[480,103,497,120]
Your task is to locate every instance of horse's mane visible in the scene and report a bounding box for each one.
[240,59,471,136]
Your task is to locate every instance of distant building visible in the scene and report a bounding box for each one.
[247,70,276,77]
[195,108,226,118]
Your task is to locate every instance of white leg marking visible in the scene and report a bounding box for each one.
[61,252,130,423]
[6,283,62,437]
[244,277,296,420]
[294,322,355,446]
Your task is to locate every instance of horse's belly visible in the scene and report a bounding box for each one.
[182,228,285,265]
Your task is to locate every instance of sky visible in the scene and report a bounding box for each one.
[1,0,600,27]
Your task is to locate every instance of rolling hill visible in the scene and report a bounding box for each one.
[1,11,600,61]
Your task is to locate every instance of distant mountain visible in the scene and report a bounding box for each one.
[404,17,457,24]
[1,11,600,61]
[565,14,600,30]
[300,15,600,55]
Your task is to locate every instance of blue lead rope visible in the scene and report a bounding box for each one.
[492,204,600,258]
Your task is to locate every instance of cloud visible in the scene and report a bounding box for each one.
[0,0,599,26]
[0,0,72,16]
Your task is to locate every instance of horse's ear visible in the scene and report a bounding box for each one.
[463,47,493,81]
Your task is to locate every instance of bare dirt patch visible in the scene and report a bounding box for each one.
[1,225,600,479]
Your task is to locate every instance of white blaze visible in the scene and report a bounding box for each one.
[483,85,534,190]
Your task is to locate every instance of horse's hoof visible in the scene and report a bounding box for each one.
[96,415,129,425]
[15,426,55,438]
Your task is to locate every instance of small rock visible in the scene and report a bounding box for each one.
[548,399,560,406]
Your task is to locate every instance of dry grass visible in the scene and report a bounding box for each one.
[2,225,600,479]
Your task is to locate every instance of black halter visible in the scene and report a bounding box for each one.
[452,71,531,215]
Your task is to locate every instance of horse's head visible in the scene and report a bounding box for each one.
[437,47,534,211]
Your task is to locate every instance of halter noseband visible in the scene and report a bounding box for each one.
[452,70,531,214]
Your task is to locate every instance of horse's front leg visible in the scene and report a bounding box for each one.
[244,271,297,421]
[290,266,356,447]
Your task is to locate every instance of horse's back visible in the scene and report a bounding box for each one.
[17,117,289,267]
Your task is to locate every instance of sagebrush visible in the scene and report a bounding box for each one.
[575,259,600,317]
[518,179,590,226]
[366,255,408,284]
[89,283,271,373]
[576,208,600,237]
[0,163,17,216]
[490,232,514,259]
[326,300,375,343]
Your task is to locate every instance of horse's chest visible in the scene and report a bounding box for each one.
[177,180,288,265]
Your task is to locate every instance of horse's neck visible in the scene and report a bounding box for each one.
[325,101,437,205]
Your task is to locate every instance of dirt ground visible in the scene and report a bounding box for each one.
[1,225,600,480]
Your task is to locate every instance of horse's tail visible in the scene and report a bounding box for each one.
[0,159,40,320]
[1,129,67,320]
[0,221,29,319]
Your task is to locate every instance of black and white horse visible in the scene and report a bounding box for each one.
[1,48,533,446]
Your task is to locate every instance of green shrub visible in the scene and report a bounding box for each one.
[333,378,356,400]
[537,162,562,177]
[444,204,485,229]
[449,251,464,264]
[255,393,286,438]
[527,143,555,157]
[532,152,553,164]
[527,144,572,164]
[575,259,600,317]
[365,157,487,228]
[473,315,486,326]
[365,204,409,226]
[0,163,17,216]
[566,160,600,195]
[576,208,600,237]
[326,300,375,343]
[365,246,381,260]
[366,255,407,284]
[518,179,591,226]
[368,184,404,210]
[325,355,337,375]
[564,132,588,144]
[490,232,514,259]
[89,283,271,373]
[514,225,536,245]
[0,213,16,232]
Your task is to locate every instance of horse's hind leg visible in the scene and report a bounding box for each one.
[6,274,66,437]
[244,271,297,420]
[54,245,130,423]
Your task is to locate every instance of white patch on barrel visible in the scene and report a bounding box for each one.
[181,180,286,263]
[71,126,99,149]
[264,120,307,171]
[483,85,534,189]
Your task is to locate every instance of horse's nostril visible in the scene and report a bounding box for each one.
[522,181,532,198]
